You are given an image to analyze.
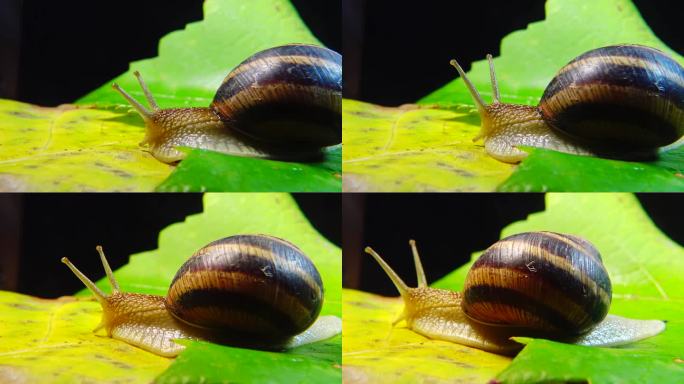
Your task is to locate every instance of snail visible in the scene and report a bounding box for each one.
[112,44,342,163]
[61,234,342,357]
[450,44,684,163]
[365,231,665,355]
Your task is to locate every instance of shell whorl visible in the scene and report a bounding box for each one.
[165,235,324,340]
[539,44,684,151]
[462,232,612,335]
[211,44,342,150]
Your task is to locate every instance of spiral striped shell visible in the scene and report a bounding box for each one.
[462,232,612,335]
[211,44,342,150]
[165,235,324,340]
[539,45,684,151]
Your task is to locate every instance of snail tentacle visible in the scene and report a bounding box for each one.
[364,246,410,297]
[409,239,428,288]
[486,54,501,104]
[111,83,154,121]
[60,256,108,305]
[132,71,160,111]
[95,245,120,293]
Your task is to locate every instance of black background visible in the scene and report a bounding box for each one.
[0,193,341,298]
[0,0,341,105]
[343,0,684,105]
[344,194,684,295]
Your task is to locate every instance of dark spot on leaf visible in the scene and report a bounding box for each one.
[348,110,381,119]
[348,300,385,310]
[106,168,133,179]
[6,303,39,311]
[109,360,134,370]
[432,354,474,368]
[116,153,134,161]
[7,111,40,119]
[93,161,134,179]
[452,169,475,178]
[93,353,112,362]
[357,356,382,362]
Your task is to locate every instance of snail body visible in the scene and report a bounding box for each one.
[113,44,342,163]
[62,235,342,357]
[365,231,665,355]
[450,45,684,163]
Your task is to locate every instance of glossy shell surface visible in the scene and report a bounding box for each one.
[165,235,324,340]
[539,45,684,150]
[462,231,612,335]
[211,44,342,150]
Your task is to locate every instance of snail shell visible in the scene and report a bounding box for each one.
[212,44,342,150]
[462,231,611,334]
[166,234,324,341]
[450,44,684,163]
[540,45,684,151]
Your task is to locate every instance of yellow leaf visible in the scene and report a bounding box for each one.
[342,99,514,192]
[343,289,510,383]
[0,290,171,383]
[0,99,172,191]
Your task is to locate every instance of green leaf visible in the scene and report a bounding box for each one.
[79,0,340,191]
[0,292,171,384]
[0,193,340,383]
[498,146,684,191]
[0,0,339,191]
[156,146,341,192]
[421,0,683,105]
[0,99,172,192]
[142,193,341,383]
[343,289,510,383]
[432,194,684,383]
[78,0,320,107]
[82,193,341,315]
[342,99,514,191]
[344,194,684,382]
[343,0,684,191]
[157,337,341,384]
[499,322,684,383]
